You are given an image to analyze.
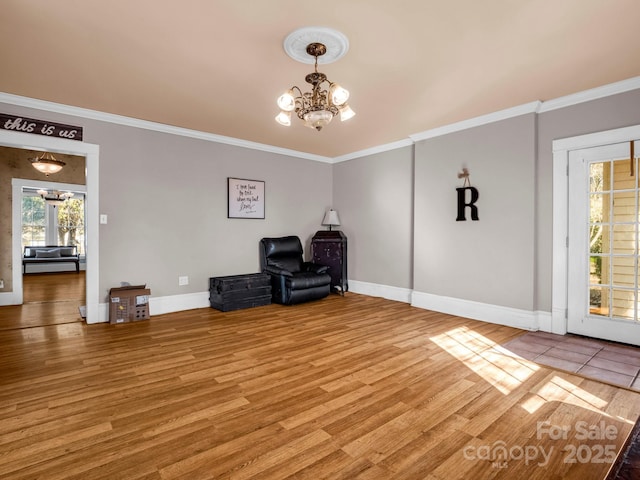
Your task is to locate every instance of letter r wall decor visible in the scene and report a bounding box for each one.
[456,167,479,221]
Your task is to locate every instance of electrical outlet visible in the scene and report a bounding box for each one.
[178,276,189,286]
[0,279,3,289]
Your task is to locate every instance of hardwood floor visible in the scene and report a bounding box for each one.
[0,292,639,479]
[0,272,85,331]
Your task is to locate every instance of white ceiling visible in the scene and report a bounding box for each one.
[2,0,640,158]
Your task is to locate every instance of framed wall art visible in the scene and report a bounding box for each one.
[227,177,265,219]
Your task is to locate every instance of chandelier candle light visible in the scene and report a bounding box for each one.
[276,28,355,131]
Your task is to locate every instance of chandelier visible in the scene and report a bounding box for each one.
[29,151,66,176]
[275,40,355,131]
[37,189,74,206]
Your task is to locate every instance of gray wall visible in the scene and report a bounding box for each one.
[414,114,536,310]
[333,146,414,289]
[3,86,640,315]
[334,89,640,315]
[0,102,332,301]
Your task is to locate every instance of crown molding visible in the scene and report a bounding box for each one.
[408,76,640,145]
[331,138,414,163]
[409,101,543,143]
[539,76,640,113]
[0,92,333,164]
[2,75,639,163]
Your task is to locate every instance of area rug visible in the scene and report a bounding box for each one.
[606,417,640,479]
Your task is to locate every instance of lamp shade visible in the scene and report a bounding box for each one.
[322,209,341,227]
[338,104,356,122]
[275,110,292,126]
[277,90,296,111]
[329,83,349,106]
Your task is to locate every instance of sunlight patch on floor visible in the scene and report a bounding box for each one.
[430,327,638,428]
[430,326,540,395]
[523,374,635,425]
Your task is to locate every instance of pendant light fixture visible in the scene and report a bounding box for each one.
[275,27,355,131]
[37,189,74,206]
[29,151,66,176]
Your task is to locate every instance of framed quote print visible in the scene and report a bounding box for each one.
[227,177,265,219]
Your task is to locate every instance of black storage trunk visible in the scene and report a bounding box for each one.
[209,273,271,312]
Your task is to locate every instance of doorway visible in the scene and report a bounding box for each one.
[567,141,640,345]
[0,128,100,324]
[10,178,87,329]
[545,125,640,344]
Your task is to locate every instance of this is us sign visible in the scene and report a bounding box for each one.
[1,113,83,141]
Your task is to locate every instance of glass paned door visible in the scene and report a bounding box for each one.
[589,158,638,319]
[568,141,640,345]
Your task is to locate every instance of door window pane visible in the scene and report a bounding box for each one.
[613,191,635,220]
[590,224,608,254]
[589,286,609,316]
[588,157,639,321]
[57,198,85,255]
[590,162,608,192]
[590,256,603,284]
[21,196,46,247]
[612,224,636,255]
[589,193,609,224]
[611,289,635,320]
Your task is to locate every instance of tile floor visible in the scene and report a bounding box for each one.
[502,331,640,391]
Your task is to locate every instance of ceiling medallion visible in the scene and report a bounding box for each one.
[283,26,349,65]
[275,27,355,131]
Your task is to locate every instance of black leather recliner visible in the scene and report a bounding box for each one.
[259,236,332,305]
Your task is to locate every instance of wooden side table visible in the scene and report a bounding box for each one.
[311,230,348,295]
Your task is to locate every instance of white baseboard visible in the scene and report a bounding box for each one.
[348,280,412,303]
[536,310,555,333]
[91,282,555,335]
[0,291,21,306]
[94,280,413,324]
[411,290,547,332]
[92,302,110,324]
[149,291,210,316]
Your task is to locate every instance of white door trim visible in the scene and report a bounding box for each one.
[552,124,640,335]
[0,130,100,324]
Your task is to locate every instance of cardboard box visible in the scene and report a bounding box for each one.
[109,285,151,324]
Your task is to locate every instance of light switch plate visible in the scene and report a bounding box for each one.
[100,214,108,224]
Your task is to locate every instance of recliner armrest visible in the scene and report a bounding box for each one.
[302,262,329,274]
[264,266,293,277]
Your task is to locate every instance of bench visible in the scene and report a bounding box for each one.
[23,245,80,273]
